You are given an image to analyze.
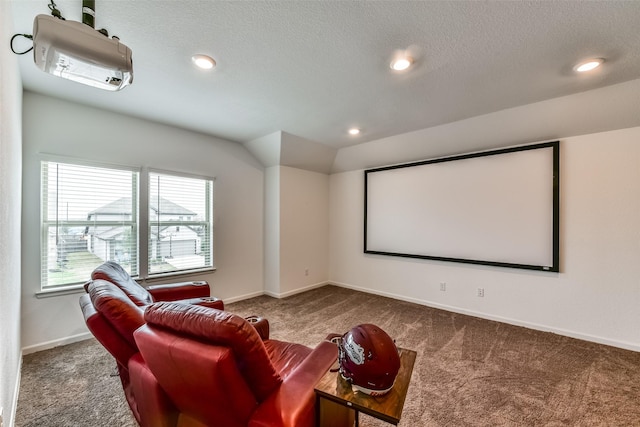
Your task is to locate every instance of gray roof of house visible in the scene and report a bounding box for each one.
[88,197,196,216]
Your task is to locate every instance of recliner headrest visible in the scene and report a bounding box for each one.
[91,261,152,306]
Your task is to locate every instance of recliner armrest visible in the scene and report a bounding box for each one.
[147,281,210,301]
[248,340,338,427]
[245,316,270,340]
[187,296,225,311]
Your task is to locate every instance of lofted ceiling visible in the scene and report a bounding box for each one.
[9,1,640,154]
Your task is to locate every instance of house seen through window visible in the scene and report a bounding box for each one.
[41,161,214,289]
[148,172,213,275]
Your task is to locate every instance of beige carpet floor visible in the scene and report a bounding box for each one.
[16,285,640,426]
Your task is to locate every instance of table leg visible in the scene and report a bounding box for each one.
[317,396,356,427]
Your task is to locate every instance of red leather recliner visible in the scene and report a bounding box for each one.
[134,302,339,427]
[81,275,271,425]
[89,261,224,310]
[80,279,162,425]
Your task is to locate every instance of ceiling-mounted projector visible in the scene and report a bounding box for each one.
[32,14,133,91]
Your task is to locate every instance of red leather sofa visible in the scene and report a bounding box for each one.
[81,262,334,426]
[134,301,339,427]
[81,261,222,424]
[81,278,271,426]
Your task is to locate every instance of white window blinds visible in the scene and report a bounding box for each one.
[148,172,214,275]
[41,161,139,289]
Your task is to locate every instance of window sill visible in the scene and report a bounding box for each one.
[140,267,217,285]
[36,285,86,299]
[35,267,216,298]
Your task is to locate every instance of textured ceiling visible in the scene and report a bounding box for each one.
[10,1,640,151]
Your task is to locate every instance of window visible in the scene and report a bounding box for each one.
[41,160,214,290]
[148,171,214,275]
[41,161,139,288]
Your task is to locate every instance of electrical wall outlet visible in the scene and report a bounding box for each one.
[440,282,446,291]
[477,288,485,297]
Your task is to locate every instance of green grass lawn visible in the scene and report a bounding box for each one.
[46,252,126,286]
[46,252,185,286]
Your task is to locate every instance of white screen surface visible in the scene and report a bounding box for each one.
[364,143,559,271]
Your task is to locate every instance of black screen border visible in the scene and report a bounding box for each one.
[363,141,560,272]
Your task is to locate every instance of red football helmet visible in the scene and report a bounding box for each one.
[338,324,401,396]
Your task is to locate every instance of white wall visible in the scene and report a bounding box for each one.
[0,1,23,424]
[330,127,640,351]
[279,166,330,295]
[21,92,265,352]
[264,165,280,295]
[263,166,330,297]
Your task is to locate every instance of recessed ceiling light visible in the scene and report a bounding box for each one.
[390,56,413,71]
[192,54,216,70]
[574,58,604,73]
[348,128,361,135]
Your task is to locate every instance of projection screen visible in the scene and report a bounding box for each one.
[364,141,559,272]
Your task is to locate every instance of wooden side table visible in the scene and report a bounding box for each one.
[315,347,417,427]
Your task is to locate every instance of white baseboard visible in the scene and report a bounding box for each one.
[264,281,329,299]
[222,290,266,304]
[24,280,636,359]
[330,281,640,353]
[21,332,93,355]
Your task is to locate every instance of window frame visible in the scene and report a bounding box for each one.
[38,158,215,294]
[143,168,215,279]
